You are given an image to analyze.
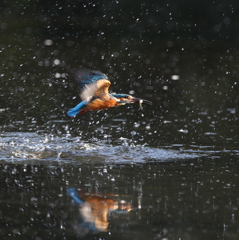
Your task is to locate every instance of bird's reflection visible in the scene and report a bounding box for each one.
[67,188,132,236]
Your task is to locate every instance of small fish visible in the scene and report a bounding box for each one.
[139,99,143,110]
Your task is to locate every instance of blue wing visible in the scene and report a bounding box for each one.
[74,69,108,92]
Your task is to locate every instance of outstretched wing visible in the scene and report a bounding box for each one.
[80,79,111,101]
[74,69,109,92]
[67,69,112,117]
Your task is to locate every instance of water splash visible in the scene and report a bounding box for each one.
[0,132,201,164]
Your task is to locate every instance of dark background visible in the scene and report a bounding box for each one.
[0,0,239,147]
[1,2,239,240]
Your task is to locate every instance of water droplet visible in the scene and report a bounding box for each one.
[171,75,180,80]
[53,59,60,65]
[44,39,53,46]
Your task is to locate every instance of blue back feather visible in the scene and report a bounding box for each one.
[111,93,131,98]
[66,188,85,204]
[67,101,87,116]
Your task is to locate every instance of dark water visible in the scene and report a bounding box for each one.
[1,150,239,240]
[1,1,239,239]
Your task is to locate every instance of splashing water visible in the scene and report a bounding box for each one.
[0,132,201,164]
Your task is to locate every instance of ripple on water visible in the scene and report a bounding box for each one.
[0,132,201,164]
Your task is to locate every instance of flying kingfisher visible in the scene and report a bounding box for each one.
[67,69,152,117]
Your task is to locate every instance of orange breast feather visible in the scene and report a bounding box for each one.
[82,98,117,112]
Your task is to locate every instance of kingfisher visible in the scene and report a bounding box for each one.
[67,69,152,117]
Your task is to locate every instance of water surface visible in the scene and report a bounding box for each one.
[1,1,239,239]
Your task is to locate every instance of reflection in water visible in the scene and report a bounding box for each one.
[67,188,132,237]
[1,157,239,239]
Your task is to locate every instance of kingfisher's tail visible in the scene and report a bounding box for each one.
[67,101,87,117]
[66,188,84,204]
